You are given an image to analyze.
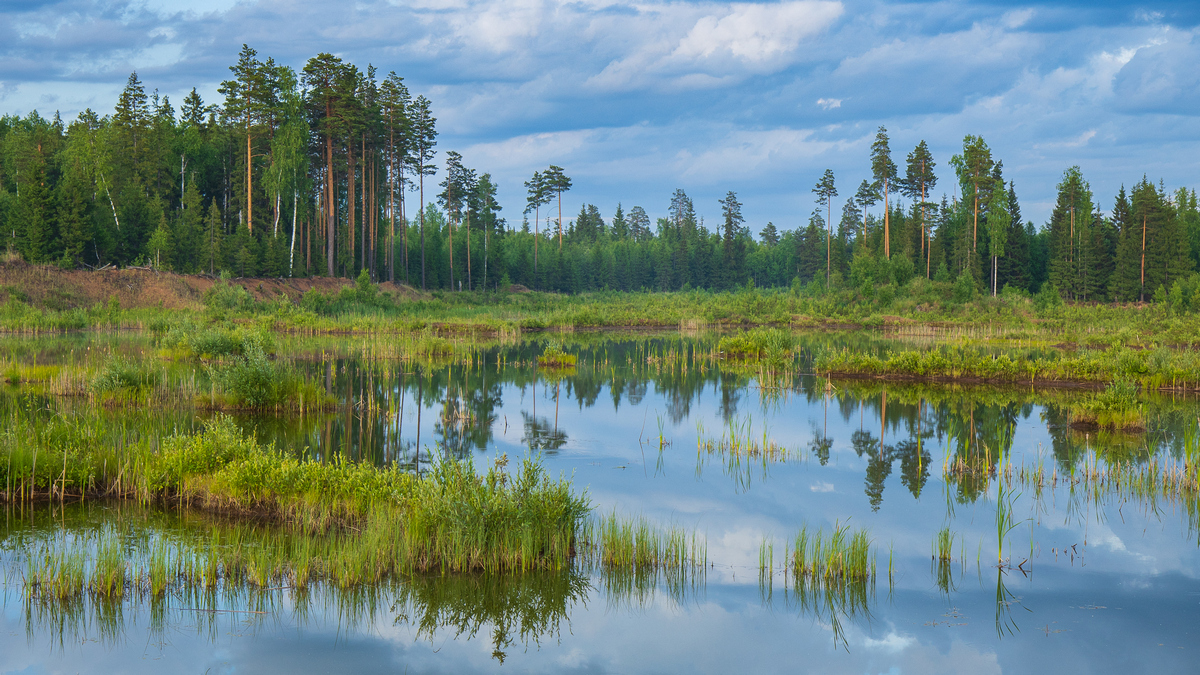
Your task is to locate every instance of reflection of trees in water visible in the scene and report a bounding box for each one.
[104,336,1200,510]
[717,374,744,425]
[809,422,832,466]
[608,376,647,410]
[521,412,568,453]
[435,379,503,459]
[393,570,591,663]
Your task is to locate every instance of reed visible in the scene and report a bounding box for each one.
[89,536,127,598]
[933,526,955,562]
[3,415,592,574]
[787,522,873,586]
[577,511,707,571]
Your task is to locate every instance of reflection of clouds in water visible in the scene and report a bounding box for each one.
[861,629,914,653]
[883,639,1002,675]
[811,482,835,492]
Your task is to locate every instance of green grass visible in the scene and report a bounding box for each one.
[933,527,955,562]
[816,342,1200,391]
[2,415,591,574]
[1069,380,1145,429]
[788,522,874,586]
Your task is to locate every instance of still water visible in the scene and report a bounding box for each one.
[1,332,1198,673]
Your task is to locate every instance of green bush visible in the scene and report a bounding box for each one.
[207,342,281,408]
[204,280,255,312]
[91,357,160,394]
[952,272,976,304]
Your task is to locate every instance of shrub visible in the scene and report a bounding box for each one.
[204,280,255,312]
[91,357,159,395]
[207,343,281,407]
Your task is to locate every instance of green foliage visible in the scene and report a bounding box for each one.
[1071,380,1144,430]
[953,271,976,304]
[537,341,577,368]
[91,356,160,394]
[206,342,281,407]
[1035,282,1062,313]
[203,280,255,312]
[717,328,794,365]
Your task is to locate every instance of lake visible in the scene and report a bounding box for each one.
[1,331,1197,673]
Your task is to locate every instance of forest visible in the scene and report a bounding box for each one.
[1,45,1198,303]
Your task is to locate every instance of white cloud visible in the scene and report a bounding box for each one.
[816,97,841,109]
[588,1,843,90]
[673,1,843,65]
[1001,8,1034,29]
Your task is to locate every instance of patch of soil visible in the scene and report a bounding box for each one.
[0,259,426,311]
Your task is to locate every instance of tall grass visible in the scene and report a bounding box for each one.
[696,417,796,491]
[816,343,1200,392]
[788,522,874,586]
[933,527,955,562]
[2,415,592,574]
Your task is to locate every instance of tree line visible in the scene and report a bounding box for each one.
[1,45,1197,301]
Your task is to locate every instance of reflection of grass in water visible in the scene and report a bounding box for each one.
[933,526,955,562]
[931,527,959,595]
[1068,380,1145,430]
[2,416,590,575]
[696,416,796,492]
[758,522,878,649]
[11,520,647,665]
[577,512,706,571]
[576,511,707,610]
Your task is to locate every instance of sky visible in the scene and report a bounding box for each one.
[2,0,1199,235]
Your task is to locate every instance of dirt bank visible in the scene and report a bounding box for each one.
[0,259,423,311]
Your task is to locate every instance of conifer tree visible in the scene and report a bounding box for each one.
[900,140,937,277]
[812,169,837,282]
[869,128,897,258]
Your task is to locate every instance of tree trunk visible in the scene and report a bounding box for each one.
[246,131,253,233]
[388,127,395,284]
[883,179,890,259]
[348,141,356,276]
[420,161,426,290]
[326,129,335,277]
[289,190,297,276]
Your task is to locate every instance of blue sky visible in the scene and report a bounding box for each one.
[2,0,1198,234]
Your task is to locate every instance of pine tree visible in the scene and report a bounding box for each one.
[900,140,937,277]
[1135,178,1191,299]
[1046,167,1094,300]
[611,203,628,240]
[759,222,780,246]
[869,128,897,258]
[16,140,53,263]
[812,169,837,282]
[147,213,174,270]
[949,135,993,277]
[408,95,438,289]
[543,165,571,250]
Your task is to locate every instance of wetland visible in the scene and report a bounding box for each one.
[2,327,1199,673]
